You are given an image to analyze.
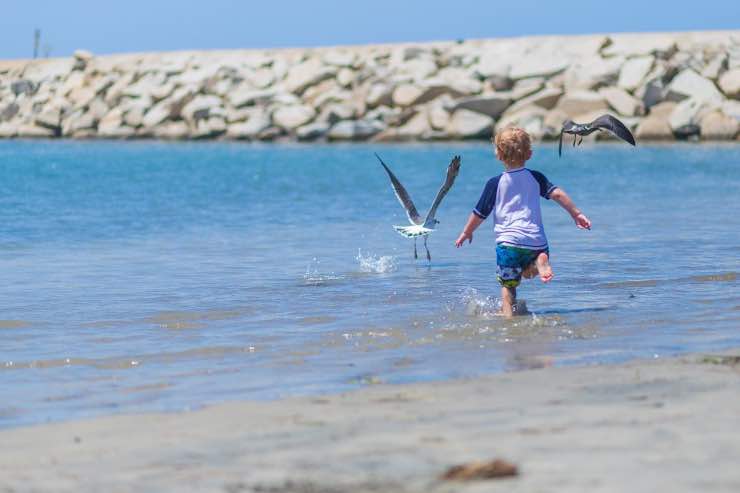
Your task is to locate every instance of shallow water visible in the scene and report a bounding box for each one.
[0,140,738,428]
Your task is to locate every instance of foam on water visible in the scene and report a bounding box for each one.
[303,257,344,285]
[356,249,398,274]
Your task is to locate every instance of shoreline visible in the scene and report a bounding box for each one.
[3,349,739,492]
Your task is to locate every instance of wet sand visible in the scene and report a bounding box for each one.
[2,350,740,493]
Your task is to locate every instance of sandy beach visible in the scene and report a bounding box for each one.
[2,349,739,493]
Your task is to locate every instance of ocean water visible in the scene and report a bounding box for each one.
[1,140,738,428]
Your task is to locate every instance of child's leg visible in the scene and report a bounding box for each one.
[500,286,516,317]
[522,261,538,279]
[535,251,553,283]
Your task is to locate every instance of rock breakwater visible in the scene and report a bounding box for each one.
[1,31,739,142]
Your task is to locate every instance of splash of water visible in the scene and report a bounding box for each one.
[303,258,344,285]
[356,249,398,274]
[461,287,501,319]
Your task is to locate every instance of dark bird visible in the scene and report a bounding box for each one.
[376,153,461,261]
[559,114,636,157]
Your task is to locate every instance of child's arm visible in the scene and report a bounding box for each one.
[455,213,484,247]
[550,188,592,230]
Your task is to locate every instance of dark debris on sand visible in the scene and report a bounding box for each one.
[441,459,519,480]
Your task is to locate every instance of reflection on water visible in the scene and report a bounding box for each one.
[0,141,739,428]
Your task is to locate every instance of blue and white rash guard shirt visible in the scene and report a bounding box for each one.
[473,167,558,250]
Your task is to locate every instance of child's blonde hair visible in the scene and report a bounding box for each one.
[494,127,532,165]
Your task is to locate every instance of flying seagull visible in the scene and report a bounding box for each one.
[376,153,461,261]
[559,114,636,157]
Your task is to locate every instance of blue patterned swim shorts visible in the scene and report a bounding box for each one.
[496,244,549,288]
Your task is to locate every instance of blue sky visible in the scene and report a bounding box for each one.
[3,0,739,59]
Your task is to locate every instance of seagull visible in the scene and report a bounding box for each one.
[376,153,461,261]
[559,114,636,157]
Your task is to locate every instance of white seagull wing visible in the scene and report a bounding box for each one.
[424,155,461,227]
[375,153,422,225]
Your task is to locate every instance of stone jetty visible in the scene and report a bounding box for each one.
[1,31,739,142]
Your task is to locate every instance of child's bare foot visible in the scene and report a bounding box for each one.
[536,252,553,283]
[522,262,538,280]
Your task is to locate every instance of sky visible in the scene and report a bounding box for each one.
[3,0,739,59]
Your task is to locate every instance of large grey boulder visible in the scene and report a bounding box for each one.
[61,111,96,136]
[35,106,62,131]
[602,34,676,58]
[446,109,493,138]
[718,69,740,99]
[509,56,568,80]
[563,56,624,91]
[98,108,126,136]
[701,53,727,80]
[284,58,336,95]
[336,68,356,88]
[432,67,483,95]
[11,79,37,96]
[635,115,673,140]
[123,73,166,99]
[151,82,175,101]
[599,87,644,116]
[508,77,545,100]
[296,121,330,141]
[668,97,716,138]
[507,87,562,114]
[0,123,17,138]
[153,121,190,140]
[381,110,432,141]
[248,68,276,89]
[395,58,438,81]
[365,84,394,108]
[473,52,511,80]
[665,69,723,102]
[228,87,275,108]
[181,95,223,123]
[428,104,450,130]
[700,111,739,140]
[452,93,512,119]
[141,102,172,128]
[22,59,74,82]
[123,106,145,128]
[85,98,109,124]
[67,86,97,109]
[192,116,227,139]
[317,103,356,124]
[272,105,316,130]
[1,102,20,121]
[226,110,272,139]
[496,106,548,139]
[391,84,424,107]
[721,100,740,122]
[104,72,136,106]
[555,91,608,117]
[617,56,655,92]
[17,124,56,138]
[323,50,357,68]
[327,119,385,140]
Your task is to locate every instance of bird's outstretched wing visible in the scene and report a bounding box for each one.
[590,114,636,146]
[375,153,422,225]
[424,155,461,227]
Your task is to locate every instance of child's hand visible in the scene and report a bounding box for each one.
[455,231,473,247]
[573,213,592,230]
